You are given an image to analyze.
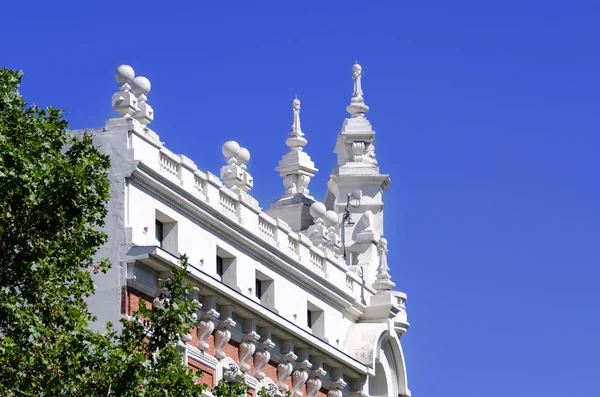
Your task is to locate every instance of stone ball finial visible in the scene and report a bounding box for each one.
[115,65,135,83]
[132,76,151,96]
[222,141,241,159]
[309,202,327,219]
[222,141,250,164]
[353,63,362,73]
[292,98,301,109]
[238,147,250,163]
[324,210,339,227]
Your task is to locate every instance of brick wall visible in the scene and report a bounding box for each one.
[123,287,330,394]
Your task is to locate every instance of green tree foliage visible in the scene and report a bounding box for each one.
[0,67,249,396]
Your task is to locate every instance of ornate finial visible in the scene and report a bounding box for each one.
[286,98,307,151]
[115,65,135,91]
[221,141,253,193]
[352,63,363,99]
[275,98,317,200]
[346,63,369,118]
[132,76,154,126]
[372,237,395,293]
[112,65,138,117]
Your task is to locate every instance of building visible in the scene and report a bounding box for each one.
[83,63,411,397]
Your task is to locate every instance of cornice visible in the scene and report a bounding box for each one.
[129,163,364,319]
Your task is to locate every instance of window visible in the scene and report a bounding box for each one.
[216,255,224,277]
[155,210,178,254]
[255,270,275,311]
[216,247,237,289]
[155,220,164,248]
[307,302,325,339]
[255,278,262,299]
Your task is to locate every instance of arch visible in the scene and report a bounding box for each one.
[343,322,409,396]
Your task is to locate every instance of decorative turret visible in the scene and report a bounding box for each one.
[325,64,391,285]
[265,98,318,232]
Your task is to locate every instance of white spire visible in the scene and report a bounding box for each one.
[286,98,307,151]
[275,98,317,198]
[346,63,369,118]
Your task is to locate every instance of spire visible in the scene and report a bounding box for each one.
[286,98,307,151]
[266,98,318,232]
[275,98,317,198]
[346,63,369,118]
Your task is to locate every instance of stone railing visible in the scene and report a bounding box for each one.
[125,119,354,298]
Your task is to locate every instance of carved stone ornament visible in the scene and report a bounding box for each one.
[346,63,370,117]
[277,341,297,392]
[221,141,253,193]
[254,331,276,380]
[197,296,219,351]
[239,321,260,372]
[277,361,294,392]
[291,370,309,397]
[291,349,312,397]
[306,356,326,397]
[305,378,322,397]
[372,237,396,293]
[214,305,236,360]
[345,141,377,164]
[223,362,242,383]
[197,317,216,351]
[260,379,281,397]
[327,369,347,397]
[112,64,138,117]
[214,327,231,360]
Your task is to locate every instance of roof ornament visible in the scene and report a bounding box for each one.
[132,76,154,127]
[346,63,369,118]
[287,98,307,151]
[275,98,317,198]
[372,237,396,293]
[221,141,253,193]
[307,202,329,248]
[112,64,138,117]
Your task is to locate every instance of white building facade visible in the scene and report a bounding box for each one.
[83,63,411,397]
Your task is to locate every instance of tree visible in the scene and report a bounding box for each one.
[0,67,249,396]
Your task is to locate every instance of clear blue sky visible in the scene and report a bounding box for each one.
[2,1,599,395]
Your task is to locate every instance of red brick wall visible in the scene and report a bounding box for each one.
[123,287,329,394]
[189,357,215,386]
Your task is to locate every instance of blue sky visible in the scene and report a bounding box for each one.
[2,1,599,395]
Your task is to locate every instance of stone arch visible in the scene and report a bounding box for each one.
[343,322,409,397]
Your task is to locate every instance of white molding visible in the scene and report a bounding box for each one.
[125,246,373,376]
[187,345,219,369]
[130,165,365,319]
